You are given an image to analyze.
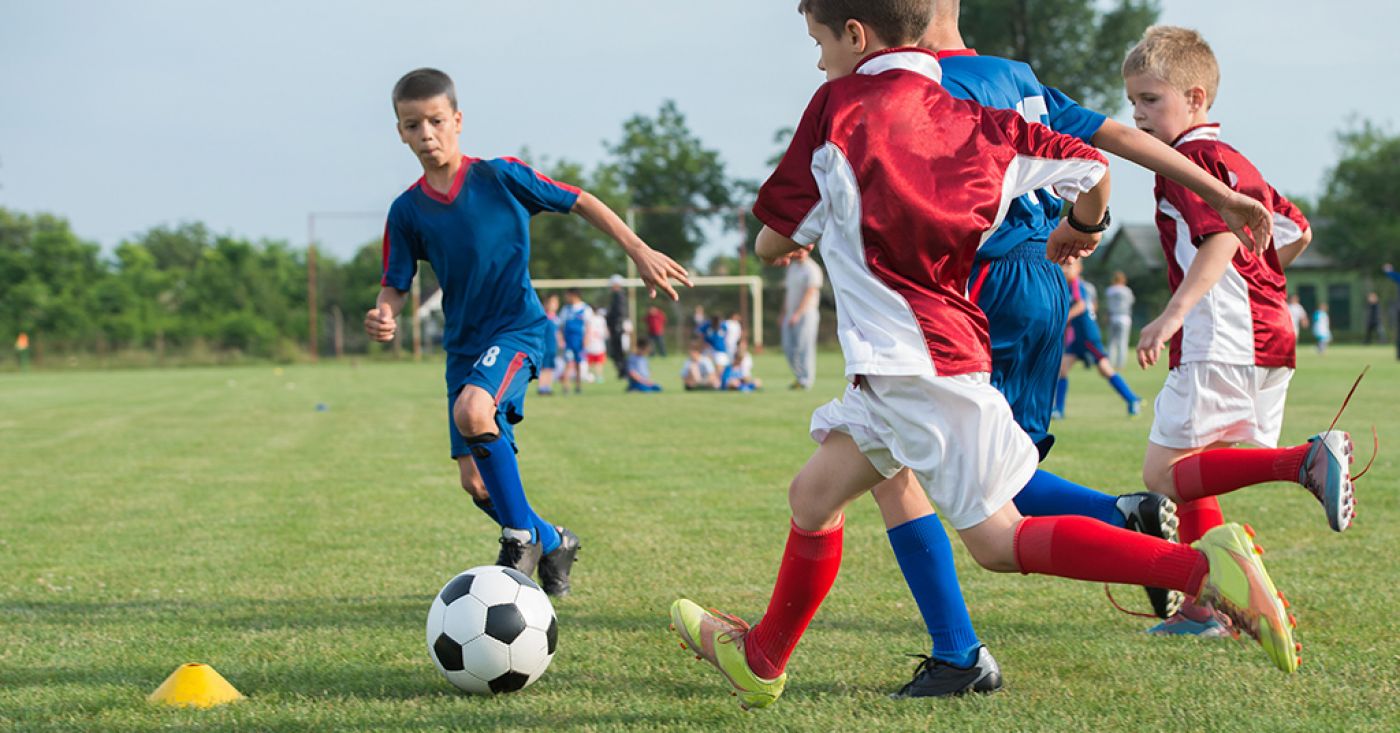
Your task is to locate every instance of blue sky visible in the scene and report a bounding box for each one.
[2,1,1396,260]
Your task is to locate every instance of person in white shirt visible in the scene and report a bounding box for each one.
[1104,272,1136,369]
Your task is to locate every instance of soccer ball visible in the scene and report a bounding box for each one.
[426,566,558,694]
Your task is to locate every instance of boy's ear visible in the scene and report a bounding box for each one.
[844,18,869,53]
[1186,85,1209,112]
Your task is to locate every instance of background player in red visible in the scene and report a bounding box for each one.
[1122,27,1356,634]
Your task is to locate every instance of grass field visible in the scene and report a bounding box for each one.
[2,346,1398,732]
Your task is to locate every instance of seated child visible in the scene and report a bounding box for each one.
[627,337,662,392]
[681,338,720,390]
[724,343,762,392]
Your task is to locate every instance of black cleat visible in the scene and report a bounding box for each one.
[890,646,1003,699]
[496,535,543,577]
[538,527,580,597]
[1116,492,1183,619]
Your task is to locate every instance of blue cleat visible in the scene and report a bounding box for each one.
[1299,431,1355,532]
[1147,610,1235,638]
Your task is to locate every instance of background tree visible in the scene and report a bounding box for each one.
[960,0,1159,115]
[527,156,631,279]
[603,100,735,267]
[1315,120,1400,265]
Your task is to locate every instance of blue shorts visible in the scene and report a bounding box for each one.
[563,332,585,364]
[1066,318,1108,366]
[969,243,1068,457]
[445,336,539,459]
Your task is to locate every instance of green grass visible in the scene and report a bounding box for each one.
[2,347,1398,732]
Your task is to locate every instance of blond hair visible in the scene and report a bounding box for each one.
[1121,26,1220,108]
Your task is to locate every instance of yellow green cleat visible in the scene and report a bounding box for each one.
[669,599,786,709]
[1194,523,1300,673]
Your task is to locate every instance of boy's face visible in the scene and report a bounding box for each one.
[806,13,868,80]
[395,95,462,169]
[1124,73,1201,145]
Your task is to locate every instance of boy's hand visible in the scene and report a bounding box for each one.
[1136,312,1183,369]
[632,247,693,301]
[766,244,814,267]
[1218,191,1273,256]
[364,303,397,342]
[1046,219,1102,264]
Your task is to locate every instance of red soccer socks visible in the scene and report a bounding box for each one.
[1015,515,1208,596]
[1173,445,1310,502]
[745,518,844,679]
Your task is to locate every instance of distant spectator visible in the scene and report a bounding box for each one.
[1312,302,1332,355]
[646,305,668,357]
[626,337,661,392]
[585,305,609,381]
[1364,292,1384,345]
[1385,264,1400,360]
[722,311,743,357]
[1104,271,1135,369]
[606,274,628,379]
[724,342,762,392]
[699,315,732,368]
[782,247,823,389]
[538,294,561,395]
[1287,293,1309,339]
[560,289,592,393]
[681,338,720,391]
[691,305,707,337]
[15,331,30,372]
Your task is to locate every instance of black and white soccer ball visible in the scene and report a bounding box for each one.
[426,566,558,694]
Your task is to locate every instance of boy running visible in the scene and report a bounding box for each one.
[1122,27,1354,635]
[670,2,1300,709]
[1055,258,1142,418]
[368,68,689,594]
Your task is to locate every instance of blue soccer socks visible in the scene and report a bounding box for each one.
[473,497,501,525]
[1012,469,1124,527]
[1108,374,1139,406]
[888,515,982,668]
[468,433,561,553]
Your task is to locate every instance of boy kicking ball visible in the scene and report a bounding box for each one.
[669,1,1298,709]
[368,68,689,595]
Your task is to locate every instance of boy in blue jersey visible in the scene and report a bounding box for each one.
[1055,258,1142,418]
[537,293,561,396]
[367,68,690,594]
[560,289,592,394]
[860,0,1279,696]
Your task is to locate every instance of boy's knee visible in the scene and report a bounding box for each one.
[1141,465,1175,497]
[453,389,497,436]
[966,541,1018,573]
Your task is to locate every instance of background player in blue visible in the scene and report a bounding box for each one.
[859,1,1279,697]
[1055,258,1141,418]
[560,289,592,394]
[366,68,690,594]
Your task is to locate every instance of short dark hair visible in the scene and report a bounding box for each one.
[797,0,933,46]
[635,336,650,351]
[392,68,457,112]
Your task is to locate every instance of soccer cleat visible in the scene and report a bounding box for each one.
[538,527,581,597]
[495,535,543,577]
[1116,492,1183,619]
[1147,609,1236,638]
[1128,399,1143,417]
[1298,431,1355,532]
[1193,523,1298,673]
[889,646,1002,699]
[669,599,786,709]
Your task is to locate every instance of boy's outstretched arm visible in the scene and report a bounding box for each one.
[1046,169,1111,264]
[365,286,407,342]
[1136,232,1238,368]
[1092,120,1272,255]
[571,192,692,300]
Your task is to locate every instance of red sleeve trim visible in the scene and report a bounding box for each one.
[500,155,582,195]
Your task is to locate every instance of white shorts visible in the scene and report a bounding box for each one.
[809,372,1038,530]
[1149,362,1293,449]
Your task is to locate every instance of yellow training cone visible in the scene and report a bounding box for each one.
[148,663,244,708]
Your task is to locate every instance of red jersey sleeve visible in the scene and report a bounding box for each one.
[1160,144,1243,246]
[1268,186,1310,247]
[982,106,1108,201]
[753,85,833,245]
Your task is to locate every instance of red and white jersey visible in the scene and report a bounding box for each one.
[754,48,1107,377]
[1154,124,1308,369]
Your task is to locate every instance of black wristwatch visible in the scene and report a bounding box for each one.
[1066,204,1111,234]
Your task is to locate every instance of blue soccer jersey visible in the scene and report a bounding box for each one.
[381,156,580,358]
[937,50,1107,260]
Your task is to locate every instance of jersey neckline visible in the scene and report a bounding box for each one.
[417,156,479,204]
